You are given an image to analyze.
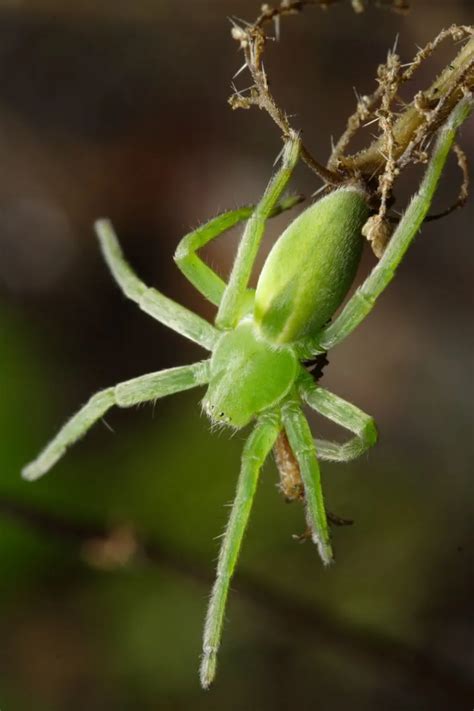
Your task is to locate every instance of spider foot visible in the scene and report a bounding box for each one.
[293,511,354,543]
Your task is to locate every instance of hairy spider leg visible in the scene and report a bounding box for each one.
[316,94,473,352]
[174,195,303,307]
[200,410,280,690]
[281,396,332,564]
[22,362,210,481]
[216,134,301,329]
[95,220,219,351]
[300,376,378,462]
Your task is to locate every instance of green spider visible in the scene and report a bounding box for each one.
[22,95,471,688]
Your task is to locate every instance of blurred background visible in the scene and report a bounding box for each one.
[0,1,472,709]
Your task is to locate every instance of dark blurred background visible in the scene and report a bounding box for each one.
[0,1,472,709]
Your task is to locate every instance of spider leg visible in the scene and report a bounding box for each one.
[95,220,218,351]
[281,398,332,565]
[300,378,377,462]
[200,410,280,689]
[174,195,302,307]
[216,134,301,329]
[316,94,473,351]
[22,361,210,482]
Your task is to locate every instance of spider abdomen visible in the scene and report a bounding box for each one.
[254,187,370,344]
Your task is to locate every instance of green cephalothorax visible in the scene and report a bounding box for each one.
[254,186,370,344]
[204,321,297,428]
[21,97,473,689]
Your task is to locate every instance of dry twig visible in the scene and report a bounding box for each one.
[229,5,473,200]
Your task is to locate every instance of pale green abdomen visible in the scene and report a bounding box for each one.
[254,187,370,344]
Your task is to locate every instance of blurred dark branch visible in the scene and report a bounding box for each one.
[0,495,472,703]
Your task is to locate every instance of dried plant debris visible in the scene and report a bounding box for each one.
[229,5,473,241]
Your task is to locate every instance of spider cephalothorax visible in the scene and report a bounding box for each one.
[22,95,472,688]
[203,321,297,428]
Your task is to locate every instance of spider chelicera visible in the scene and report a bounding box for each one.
[22,95,472,687]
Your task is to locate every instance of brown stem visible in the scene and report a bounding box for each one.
[339,35,474,176]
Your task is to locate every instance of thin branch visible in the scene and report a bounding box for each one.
[228,1,408,184]
[230,4,473,220]
[424,141,469,221]
[229,15,344,185]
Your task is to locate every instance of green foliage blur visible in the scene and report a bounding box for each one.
[0,1,472,709]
